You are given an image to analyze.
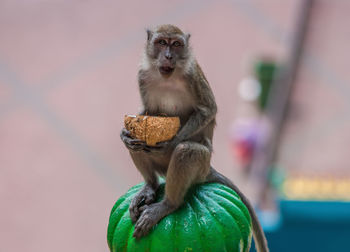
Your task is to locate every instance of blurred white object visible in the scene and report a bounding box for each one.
[238,77,261,102]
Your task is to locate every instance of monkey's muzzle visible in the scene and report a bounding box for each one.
[159,66,175,76]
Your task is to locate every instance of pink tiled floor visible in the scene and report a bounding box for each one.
[1,0,349,251]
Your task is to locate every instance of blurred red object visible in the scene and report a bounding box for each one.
[230,118,260,167]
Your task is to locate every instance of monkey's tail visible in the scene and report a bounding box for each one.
[206,167,269,252]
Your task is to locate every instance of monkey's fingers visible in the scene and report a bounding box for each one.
[129,144,147,152]
[127,138,145,145]
[143,147,162,153]
[129,199,142,223]
[123,137,146,151]
[120,128,131,138]
[155,141,170,148]
[138,205,148,212]
[137,196,146,208]
[124,141,142,151]
[133,213,154,239]
[121,129,145,142]
[143,144,167,153]
[129,210,139,223]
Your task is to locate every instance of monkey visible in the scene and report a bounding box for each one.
[120,24,268,252]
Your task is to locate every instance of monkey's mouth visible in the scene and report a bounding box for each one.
[159,66,175,75]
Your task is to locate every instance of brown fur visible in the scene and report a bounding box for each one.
[154,24,185,35]
[120,25,268,251]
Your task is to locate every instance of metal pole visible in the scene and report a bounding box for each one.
[249,0,314,206]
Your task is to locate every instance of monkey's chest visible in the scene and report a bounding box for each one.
[145,82,194,116]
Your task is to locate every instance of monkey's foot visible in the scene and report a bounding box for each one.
[133,200,176,239]
[129,185,156,223]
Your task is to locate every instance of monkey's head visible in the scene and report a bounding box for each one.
[145,25,191,77]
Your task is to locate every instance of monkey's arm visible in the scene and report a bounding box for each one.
[176,104,216,142]
[174,75,217,143]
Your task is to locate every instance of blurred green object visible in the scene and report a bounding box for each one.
[268,166,286,193]
[254,60,278,110]
[107,182,252,252]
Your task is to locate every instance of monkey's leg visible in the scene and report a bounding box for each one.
[206,168,269,252]
[129,151,159,223]
[133,141,211,238]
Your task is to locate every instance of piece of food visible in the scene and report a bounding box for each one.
[124,115,180,146]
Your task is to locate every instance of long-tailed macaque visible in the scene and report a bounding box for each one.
[120,24,268,252]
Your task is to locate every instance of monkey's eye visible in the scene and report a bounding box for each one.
[158,39,167,45]
[172,41,181,47]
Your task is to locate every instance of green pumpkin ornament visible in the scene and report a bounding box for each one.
[107,182,252,252]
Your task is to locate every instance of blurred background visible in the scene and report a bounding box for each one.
[1,0,349,251]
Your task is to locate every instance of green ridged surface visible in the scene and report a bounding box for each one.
[107,183,252,252]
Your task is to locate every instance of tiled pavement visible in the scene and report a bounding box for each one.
[1,0,348,251]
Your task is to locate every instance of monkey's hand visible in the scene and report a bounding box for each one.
[144,136,180,153]
[120,128,147,152]
[129,184,156,223]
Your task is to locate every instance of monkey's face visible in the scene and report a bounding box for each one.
[148,33,189,77]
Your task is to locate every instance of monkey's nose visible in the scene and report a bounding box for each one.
[165,54,173,60]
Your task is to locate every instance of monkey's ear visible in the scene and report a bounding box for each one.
[185,33,191,43]
[146,29,153,41]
